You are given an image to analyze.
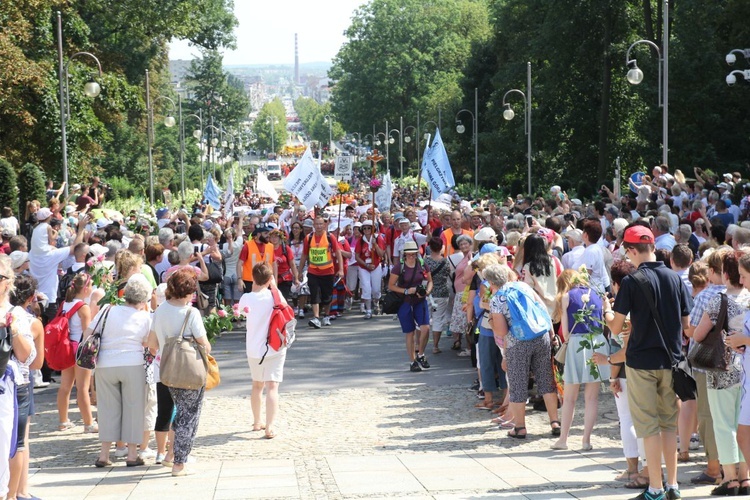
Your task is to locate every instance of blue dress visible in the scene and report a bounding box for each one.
[563,286,611,384]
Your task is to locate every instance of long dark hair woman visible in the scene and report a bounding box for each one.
[521,233,557,318]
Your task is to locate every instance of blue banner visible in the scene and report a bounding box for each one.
[204,174,222,209]
[420,129,455,200]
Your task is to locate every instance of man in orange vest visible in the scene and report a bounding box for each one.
[440,210,474,256]
[237,225,275,292]
[298,216,344,328]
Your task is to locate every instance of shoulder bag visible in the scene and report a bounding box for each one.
[631,269,697,401]
[0,312,14,374]
[688,293,732,371]
[76,305,111,370]
[160,308,208,390]
[383,264,407,314]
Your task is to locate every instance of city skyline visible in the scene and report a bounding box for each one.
[168,0,365,65]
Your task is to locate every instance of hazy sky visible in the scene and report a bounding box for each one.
[169,0,365,65]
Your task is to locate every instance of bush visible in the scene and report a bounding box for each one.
[18,163,47,216]
[108,176,138,200]
[0,159,18,216]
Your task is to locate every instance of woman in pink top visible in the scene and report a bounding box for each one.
[449,235,473,356]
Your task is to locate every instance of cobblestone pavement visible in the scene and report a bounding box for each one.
[26,314,719,498]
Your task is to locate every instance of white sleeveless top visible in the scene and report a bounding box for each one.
[62,299,85,343]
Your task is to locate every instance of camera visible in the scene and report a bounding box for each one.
[415,284,427,297]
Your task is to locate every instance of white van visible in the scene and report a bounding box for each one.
[266,161,282,180]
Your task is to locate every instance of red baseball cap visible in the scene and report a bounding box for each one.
[623,225,655,244]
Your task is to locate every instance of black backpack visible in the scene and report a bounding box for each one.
[57,267,86,304]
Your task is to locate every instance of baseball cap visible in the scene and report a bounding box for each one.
[474,227,497,242]
[402,241,419,253]
[606,205,620,217]
[718,182,730,190]
[9,251,28,270]
[70,183,81,192]
[623,225,655,244]
[354,222,363,228]
[156,207,169,219]
[65,205,76,215]
[397,217,409,225]
[537,227,556,244]
[2,229,13,238]
[252,225,271,237]
[302,219,314,228]
[36,207,52,221]
[88,243,108,258]
[361,220,373,227]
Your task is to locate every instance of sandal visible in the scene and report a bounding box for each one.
[252,424,266,431]
[433,347,441,354]
[677,451,690,463]
[475,401,493,410]
[58,421,75,431]
[740,479,750,496]
[451,340,461,351]
[264,430,276,439]
[550,420,561,437]
[615,470,640,483]
[712,480,740,496]
[508,426,526,439]
[94,459,112,468]
[624,475,650,489]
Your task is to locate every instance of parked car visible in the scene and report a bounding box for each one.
[266,161,282,180]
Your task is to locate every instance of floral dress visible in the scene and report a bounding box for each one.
[705,291,750,390]
[562,286,610,384]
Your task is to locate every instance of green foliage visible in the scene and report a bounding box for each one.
[187,49,250,130]
[18,163,47,217]
[253,99,287,154]
[0,159,18,215]
[294,98,344,150]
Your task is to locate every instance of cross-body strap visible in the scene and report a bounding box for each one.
[630,268,676,368]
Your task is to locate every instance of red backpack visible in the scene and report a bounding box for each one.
[260,288,296,364]
[45,302,85,370]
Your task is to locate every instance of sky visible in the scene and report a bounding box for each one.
[169,0,366,65]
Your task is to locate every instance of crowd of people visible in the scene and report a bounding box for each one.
[3,162,750,499]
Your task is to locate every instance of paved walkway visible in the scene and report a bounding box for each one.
[24,316,719,499]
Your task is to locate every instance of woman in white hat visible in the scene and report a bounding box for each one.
[355,220,386,319]
[388,241,433,372]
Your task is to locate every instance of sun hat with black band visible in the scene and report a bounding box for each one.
[402,241,419,253]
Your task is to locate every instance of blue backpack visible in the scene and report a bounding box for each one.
[497,282,551,341]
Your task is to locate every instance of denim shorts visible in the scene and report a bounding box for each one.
[397,300,430,333]
[16,383,31,449]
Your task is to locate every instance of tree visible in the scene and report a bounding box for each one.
[0,159,18,216]
[18,163,47,219]
[329,0,491,137]
[252,100,287,154]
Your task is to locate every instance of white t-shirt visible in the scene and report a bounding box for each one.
[94,305,152,368]
[155,249,172,280]
[562,245,585,270]
[581,243,611,291]
[239,288,285,360]
[0,216,19,235]
[29,223,72,302]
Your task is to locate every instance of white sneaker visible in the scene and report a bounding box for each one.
[114,447,128,458]
[364,311,372,319]
[298,309,305,319]
[155,453,166,464]
[138,448,157,459]
[457,348,471,357]
[322,316,331,326]
[360,303,366,313]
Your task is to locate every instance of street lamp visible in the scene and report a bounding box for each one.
[201,125,221,179]
[267,117,279,155]
[324,114,334,156]
[502,62,532,195]
[363,134,374,148]
[389,117,404,178]
[456,88,479,196]
[625,0,669,166]
[57,11,103,200]
[725,48,750,85]
[403,125,420,176]
[145,70,177,205]
[185,112,203,192]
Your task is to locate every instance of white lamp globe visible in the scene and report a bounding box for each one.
[627,67,644,85]
[503,108,515,121]
[163,116,176,127]
[456,123,466,134]
[83,80,101,98]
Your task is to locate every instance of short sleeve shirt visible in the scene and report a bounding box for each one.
[424,257,450,298]
[703,291,750,389]
[614,262,692,370]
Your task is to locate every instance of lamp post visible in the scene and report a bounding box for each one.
[267,117,278,155]
[404,125,417,175]
[145,70,177,205]
[186,111,203,192]
[388,118,404,179]
[57,11,103,200]
[625,0,669,166]
[456,88,479,197]
[201,124,221,180]
[502,62,532,195]
[324,114,334,156]
[725,48,750,85]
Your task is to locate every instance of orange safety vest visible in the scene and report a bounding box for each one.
[442,228,474,256]
[241,239,274,281]
[307,232,334,273]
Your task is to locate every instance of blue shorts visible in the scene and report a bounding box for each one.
[397,300,430,333]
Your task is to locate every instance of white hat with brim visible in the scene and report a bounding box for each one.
[9,251,28,270]
[402,241,419,253]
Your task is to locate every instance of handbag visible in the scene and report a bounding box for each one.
[688,293,732,371]
[0,312,14,374]
[205,353,220,390]
[160,309,207,390]
[196,290,209,310]
[76,306,111,370]
[555,340,569,365]
[205,259,224,285]
[631,270,697,401]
